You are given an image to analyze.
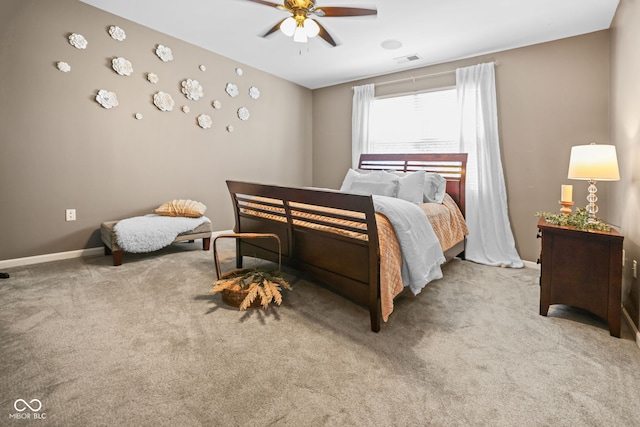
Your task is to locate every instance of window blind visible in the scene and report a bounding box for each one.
[369,88,458,154]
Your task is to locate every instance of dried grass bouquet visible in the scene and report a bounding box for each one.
[211,268,292,310]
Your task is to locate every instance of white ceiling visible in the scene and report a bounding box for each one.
[79,0,619,89]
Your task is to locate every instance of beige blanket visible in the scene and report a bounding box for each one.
[379,193,468,320]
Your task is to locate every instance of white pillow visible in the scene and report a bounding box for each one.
[339,168,361,191]
[339,168,382,191]
[348,180,399,197]
[423,173,447,204]
[340,169,400,197]
[388,170,426,204]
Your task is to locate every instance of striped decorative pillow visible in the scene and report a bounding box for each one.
[155,199,207,218]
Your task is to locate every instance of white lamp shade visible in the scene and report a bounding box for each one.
[303,18,320,37]
[280,17,296,36]
[567,144,620,181]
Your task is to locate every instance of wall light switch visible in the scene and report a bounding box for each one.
[65,209,76,221]
[633,260,637,280]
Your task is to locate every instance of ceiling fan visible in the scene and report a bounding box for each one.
[247,0,377,47]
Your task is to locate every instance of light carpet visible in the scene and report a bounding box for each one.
[1,240,639,426]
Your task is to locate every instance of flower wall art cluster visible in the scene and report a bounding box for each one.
[57,25,260,131]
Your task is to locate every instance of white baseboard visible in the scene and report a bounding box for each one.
[622,306,640,350]
[522,259,540,269]
[0,247,105,269]
[0,230,233,269]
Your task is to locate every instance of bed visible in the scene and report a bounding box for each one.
[226,153,468,332]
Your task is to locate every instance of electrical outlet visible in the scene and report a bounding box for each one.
[633,260,638,280]
[65,209,76,222]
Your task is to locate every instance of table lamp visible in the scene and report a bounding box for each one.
[567,143,620,223]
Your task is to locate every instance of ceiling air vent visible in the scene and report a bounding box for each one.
[395,54,421,64]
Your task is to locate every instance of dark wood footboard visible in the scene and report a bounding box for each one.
[226,181,383,331]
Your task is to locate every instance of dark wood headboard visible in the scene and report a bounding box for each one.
[358,153,467,217]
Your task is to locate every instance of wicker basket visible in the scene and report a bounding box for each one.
[219,269,261,308]
[213,233,283,309]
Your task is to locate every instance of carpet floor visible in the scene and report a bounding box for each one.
[1,240,639,426]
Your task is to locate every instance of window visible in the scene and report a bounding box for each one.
[369,88,458,153]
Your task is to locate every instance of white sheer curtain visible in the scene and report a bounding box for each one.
[351,83,375,168]
[456,62,523,268]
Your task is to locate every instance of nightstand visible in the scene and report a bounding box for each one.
[537,217,624,337]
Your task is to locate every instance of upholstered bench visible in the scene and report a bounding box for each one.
[100,219,212,266]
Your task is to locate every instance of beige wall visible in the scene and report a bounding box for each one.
[312,31,611,265]
[0,0,622,285]
[611,0,640,331]
[0,0,312,260]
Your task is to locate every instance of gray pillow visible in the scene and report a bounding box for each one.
[423,173,447,203]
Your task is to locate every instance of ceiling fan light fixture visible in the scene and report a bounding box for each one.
[280,17,297,36]
[293,25,308,43]
[303,18,320,37]
[251,0,377,47]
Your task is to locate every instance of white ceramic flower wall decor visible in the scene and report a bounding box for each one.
[96,90,118,109]
[225,83,239,98]
[155,44,173,62]
[109,25,126,41]
[182,105,190,113]
[147,73,159,84]
[249,86,260,100]
[153,91,174,112]
[57,61,71,73]
[197,114,212,129]
[69,33,88,49]
[181,79,204,101]
[237,107,250,121]
[199,65,206,71]
[236,67,243,76]
[135,113,143,120]
[212,100,221,109]
[112,57,133,76]
[226,125,234,133]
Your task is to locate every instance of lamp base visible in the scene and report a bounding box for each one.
[586,180,599,222]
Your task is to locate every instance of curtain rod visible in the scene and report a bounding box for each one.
[375,69,455,87]
[351,61,498,90]
[351,69,454,90]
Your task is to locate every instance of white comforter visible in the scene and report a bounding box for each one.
[373,196,446,294]
[114,214,210,253]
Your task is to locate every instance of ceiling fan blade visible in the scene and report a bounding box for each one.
[262,18,287,37]
[313,7,377,17]
[246,0,288,11]
[315,20,337,47]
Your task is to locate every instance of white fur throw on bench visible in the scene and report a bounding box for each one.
[114,214,210,253]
